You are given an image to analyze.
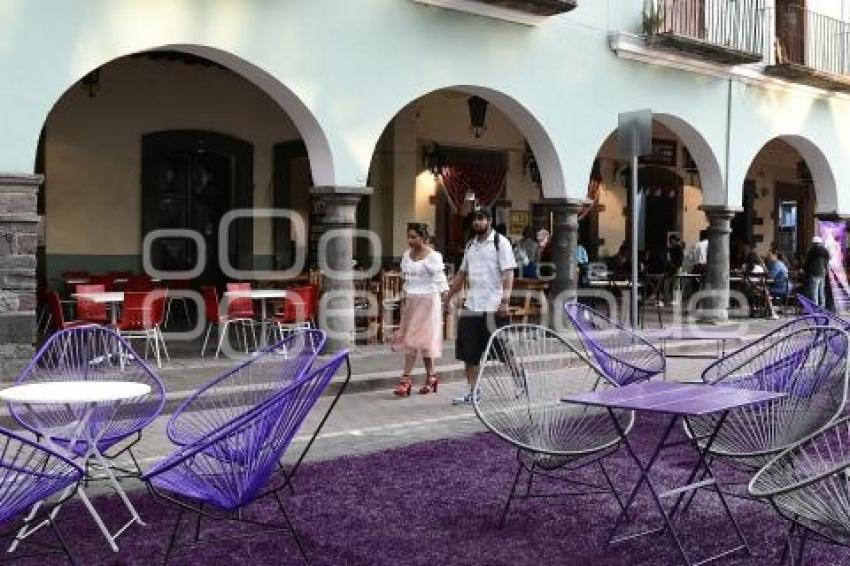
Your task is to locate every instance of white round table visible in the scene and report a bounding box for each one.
[225,289,289,347]
[0,381,150,404]
[0,380,151,553]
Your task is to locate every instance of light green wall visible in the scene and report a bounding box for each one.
[1,0,849,213]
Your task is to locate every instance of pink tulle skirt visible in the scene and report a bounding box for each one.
[394,294,443,358]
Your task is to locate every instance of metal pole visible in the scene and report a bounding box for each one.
[631,129,639,329]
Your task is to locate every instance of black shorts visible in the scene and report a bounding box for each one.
[455,311,509,366]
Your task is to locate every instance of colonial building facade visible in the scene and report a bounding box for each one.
[1,0,849,366]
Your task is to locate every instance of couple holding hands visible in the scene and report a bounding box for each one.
[393,206,516,405]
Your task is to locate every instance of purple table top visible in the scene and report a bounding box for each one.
[562,381,786,416]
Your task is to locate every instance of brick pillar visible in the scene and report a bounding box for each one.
[0,174,41,379]
[309,185,373,351]
[699,205,740,323]
[548,198,589,326]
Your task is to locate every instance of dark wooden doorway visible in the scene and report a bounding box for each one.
[141,130,253,286]
[273,141,312,270]
[776,0,806,65]
[774,182,813,260]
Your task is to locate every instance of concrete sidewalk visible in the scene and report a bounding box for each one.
[0,318,785,420]
[153,318,782,407]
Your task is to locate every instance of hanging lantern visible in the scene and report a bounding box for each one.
[468,96,488,138]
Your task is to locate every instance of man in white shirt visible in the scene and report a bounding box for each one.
[444,206,517,405]
[691,229,709,276]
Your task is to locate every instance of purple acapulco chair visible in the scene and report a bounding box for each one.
[684,325,849,488]
[798,294,850,330]
[9,326,165,475]
[0,426,83,563]
[565,302,665,386]
[167,329,326,446]
[143,351,348,564]
[167,329,334,494]
[749,415,850,564]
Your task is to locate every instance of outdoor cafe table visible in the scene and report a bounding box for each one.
[640,328,740,370]
[562,381,786,566]
[72,291,124,325]
[224,288,288,345]
[0,380,150,553]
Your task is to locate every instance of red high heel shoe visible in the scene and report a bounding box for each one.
[394,376,413,397]
[419,374,439,394]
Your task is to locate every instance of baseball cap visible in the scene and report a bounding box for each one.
[471,206,491,219]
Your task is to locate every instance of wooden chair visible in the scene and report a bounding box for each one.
[379,271,403,343]
[309,269,323,294]
[508,280,547,325]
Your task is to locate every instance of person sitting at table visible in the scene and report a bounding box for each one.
[576,242,590,288]
[517,226,539,279]
[739,243,769,317]
[765,251,789,314]
[691,230,708,276]
[665,234,685,305]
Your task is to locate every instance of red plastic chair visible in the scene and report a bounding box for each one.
[115,290,168,367]
[271,285,318,345]
[163,279,192,327]
[202,286,257,357]
[226,282,255,319]
[46,291,86,331]
[89,274,117,292]
[125,275,154,292]
[75,284,109,324]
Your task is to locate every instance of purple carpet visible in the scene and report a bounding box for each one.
[13,416,849,565]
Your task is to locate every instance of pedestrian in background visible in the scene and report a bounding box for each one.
[444,206,516,406]
[393,223,449,397]
[805,235,831,307]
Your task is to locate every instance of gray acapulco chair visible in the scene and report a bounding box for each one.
[472,324,634,527]
[683,322,849,510]
[749,415,850,565]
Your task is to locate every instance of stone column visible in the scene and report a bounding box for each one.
[699,205,739,323]
[547,198,589,327]
[309,185,373,351]
[0,174,41,378]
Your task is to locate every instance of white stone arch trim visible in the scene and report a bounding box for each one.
[774,135,838,215]
[653,113,724,207]
[371,84,566,198]
[40,43,336,187]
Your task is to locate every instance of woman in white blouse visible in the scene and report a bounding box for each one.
[393,223,449,397]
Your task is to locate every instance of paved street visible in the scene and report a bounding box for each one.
[109,354,718,494]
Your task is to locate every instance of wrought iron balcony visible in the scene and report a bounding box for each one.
[643,0,765,65]
[763,5,850,92]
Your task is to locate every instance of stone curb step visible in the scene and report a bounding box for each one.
[145,333,758,416]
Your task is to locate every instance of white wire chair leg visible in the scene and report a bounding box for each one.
[200,323,212,356]
[215,320,231,358]
[151,330,161,368]
[249,321,260,352]
[238,322,248,354]
[157,326,170,361]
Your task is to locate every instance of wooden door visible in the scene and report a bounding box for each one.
[776,0,806,65]
[141,130,253,286]
[774,182,811,259]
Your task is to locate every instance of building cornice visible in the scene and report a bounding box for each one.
[609,32,850,102]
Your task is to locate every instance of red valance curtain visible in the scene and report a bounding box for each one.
[439,163,506,212]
